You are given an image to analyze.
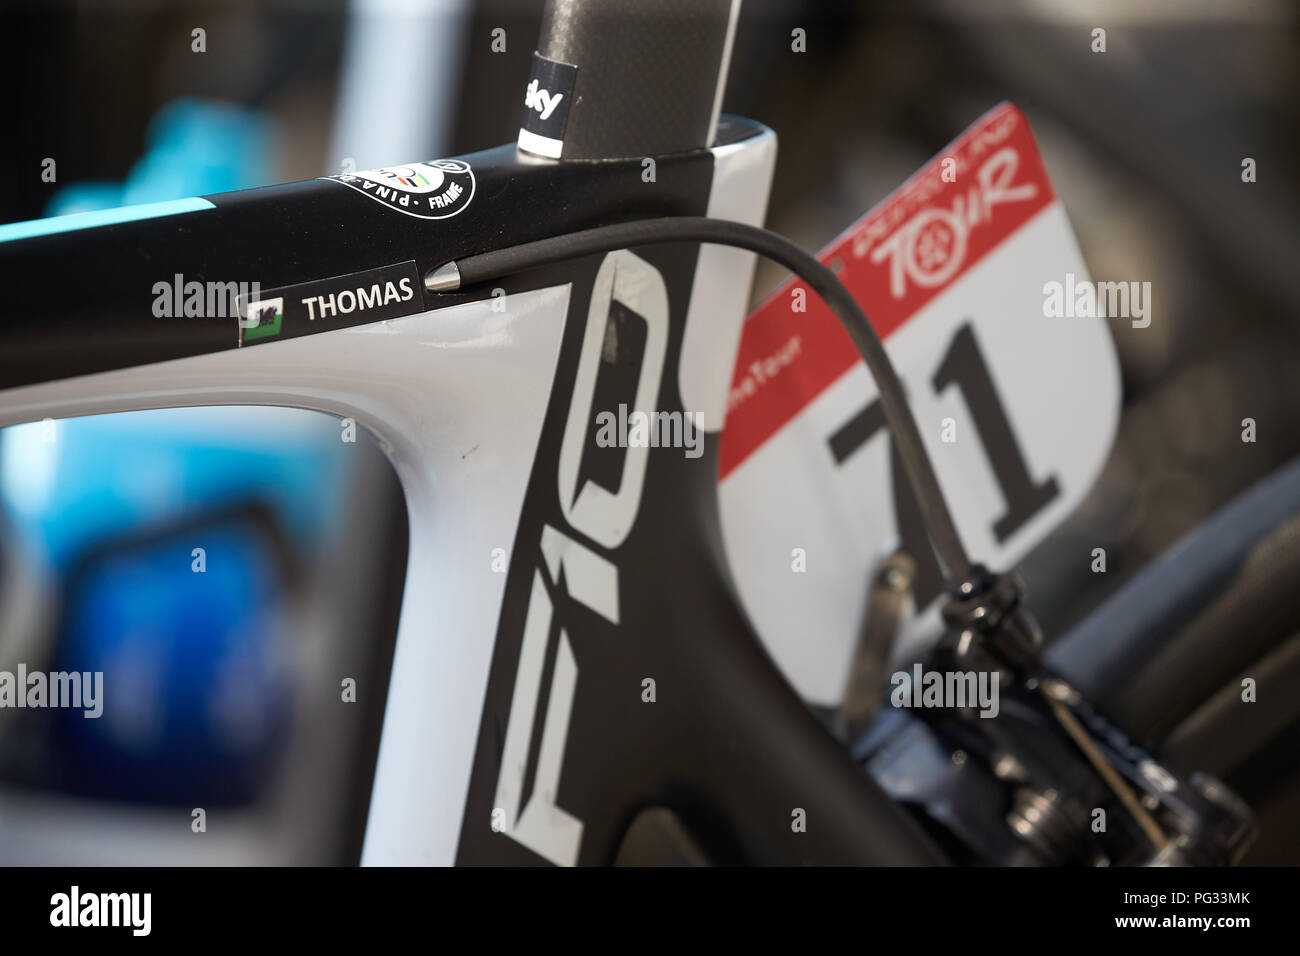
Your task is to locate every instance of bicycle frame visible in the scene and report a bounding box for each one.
[0,0,945,865]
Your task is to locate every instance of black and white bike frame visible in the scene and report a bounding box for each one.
[0,0,941,865]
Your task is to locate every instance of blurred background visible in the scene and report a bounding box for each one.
[0,0,1297,863]
[0,408,406,863]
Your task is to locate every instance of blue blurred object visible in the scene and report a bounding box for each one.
[5,94,323,810]
[0,407,355,806]
[44,98,279,216]
[52,513,293,805]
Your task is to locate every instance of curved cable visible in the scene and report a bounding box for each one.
[426,216,973,584]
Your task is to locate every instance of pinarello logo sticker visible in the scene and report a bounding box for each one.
[329,159,475,220]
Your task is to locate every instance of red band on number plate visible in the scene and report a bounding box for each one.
[719,102,1055,480]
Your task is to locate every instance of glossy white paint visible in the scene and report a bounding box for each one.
[679,126,777,431]
[0,288,570,866]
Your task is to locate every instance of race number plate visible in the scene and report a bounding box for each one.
[718,103,1120,705]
